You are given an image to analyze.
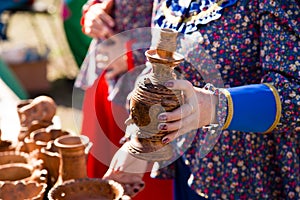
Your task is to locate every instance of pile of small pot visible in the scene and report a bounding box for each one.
[0,96,125,200]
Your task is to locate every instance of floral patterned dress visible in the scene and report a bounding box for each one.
[151,0,300,199]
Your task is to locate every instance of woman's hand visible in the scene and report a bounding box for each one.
[82,1,115,39]
[105,54,128,80]
[157,80,218,144]
[103,142,149,197]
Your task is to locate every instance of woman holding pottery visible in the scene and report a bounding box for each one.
[103,0,300,199]
[77,0,174,199]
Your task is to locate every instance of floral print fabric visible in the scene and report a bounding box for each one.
[152,0,300,199]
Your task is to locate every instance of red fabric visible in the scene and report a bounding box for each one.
[125,39,136,71]
[81,72,174,200]
[80,0,101,33]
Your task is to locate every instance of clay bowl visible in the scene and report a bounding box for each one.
[29,128,71,151]
[48,178,124,200]
[0,162,47,183]
[0,151,29,165]
[0,181,47,200]
[0,140,15,152]
[0,163,33,181]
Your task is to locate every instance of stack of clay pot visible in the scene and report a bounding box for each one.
[0,95,66,199]
[0,151,47,200]
[0,95,126,200]
[0,95,58,200]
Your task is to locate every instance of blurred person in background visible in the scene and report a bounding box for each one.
[61,0,92,68]
[0,0,34,40]
[76,0,174,199]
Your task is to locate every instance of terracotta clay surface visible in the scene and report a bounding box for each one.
[53,135,91,186]
[0,181,47,200]
[17,96,57,141]
[127,28,184,161]
[48,178,124,200]
[0,151,29,165]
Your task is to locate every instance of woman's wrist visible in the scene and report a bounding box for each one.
[203,83,228,127]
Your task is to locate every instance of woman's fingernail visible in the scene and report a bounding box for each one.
[158,124,167,130]
[164,81,174,87]
[162,138,170,144]
[158,114,167,121]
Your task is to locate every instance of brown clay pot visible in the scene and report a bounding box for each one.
[0,129,15,152]
[0,181,47,200]
[18,120,53,142]
[48,178,124,200]
[23,128,71,152]
[17,96,57,141]
[0,140,15,152]
[53,135,92,187]
[0,162,47,183]
[0,151,29,165]
[38,147,60,188]
[127,28,184,161]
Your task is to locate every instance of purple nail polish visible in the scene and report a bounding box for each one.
[164,81,174,87]
[162,138,170,144]
[158,114,167,121]
[158,124,167,130]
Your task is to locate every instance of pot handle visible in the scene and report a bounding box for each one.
[85,141,93,155]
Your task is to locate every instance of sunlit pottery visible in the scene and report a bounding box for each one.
[0,162,47,183]
[22,128,71,152]
[53,135,92,187]
[0,181,47,200]
[48,178,124,200]
[0,151,29,165]
[0,139,15,152]
[127,28,184,161]
[16,96,57,141]
[0,129,15,152]
[38,146,60,188]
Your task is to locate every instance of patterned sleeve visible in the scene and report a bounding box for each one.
[259,0,300,131]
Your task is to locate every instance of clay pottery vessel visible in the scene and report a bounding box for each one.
[0,140,14,152]
[53,135,92,187]
[17,96,57,141]
[0,181,47,200]
[25,128,71,152]
[127,28,184,161]
[0,162,47,183]
[48,178,124,200]
[0,129,15,152]
[0,151,29,165]
[38,146,60,188]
